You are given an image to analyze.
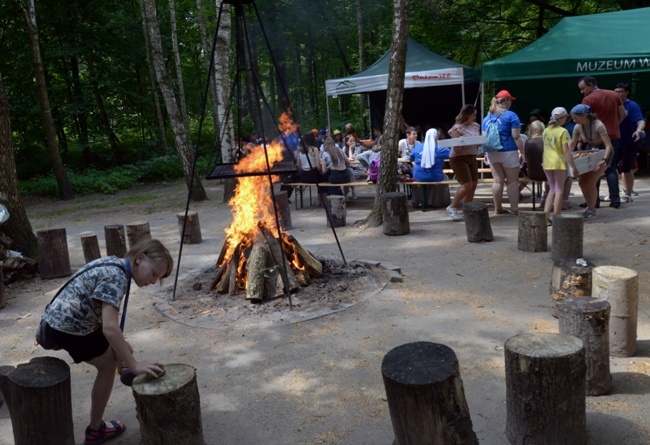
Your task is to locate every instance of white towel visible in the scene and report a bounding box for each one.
[421,129,438,169]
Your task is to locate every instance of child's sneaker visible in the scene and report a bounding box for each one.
[84,420,126,445]
[583,209,597,221]
[631,190,638,196]
[622,194,632,202]
[446,205,463,221]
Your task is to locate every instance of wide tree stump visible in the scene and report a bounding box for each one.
[412,184,451,208]
[557,297,611,395]
[80,231,101,263]
[274,190,292,230]
[517,211,547,252]
[132,363,204,445]
[0,356,74,445]
[549,258,595,318]
[592,265,639,357]
[37,228,71,279]
[104,224,127,257]
[381,341,478,445]
[551,213,583,260]
[381,192,410,236]
[505,332,586,445]
[176,211,203,244]
[462,202,493,242]
[126,220,152,249]
[326,195,346,228]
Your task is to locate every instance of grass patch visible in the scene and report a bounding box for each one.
[118,195,157,205]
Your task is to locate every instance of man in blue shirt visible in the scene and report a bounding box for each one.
[614,82,645,201]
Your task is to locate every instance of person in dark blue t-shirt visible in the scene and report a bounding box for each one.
[614,82,645,201]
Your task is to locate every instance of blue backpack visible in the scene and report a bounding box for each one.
[479,116,503,153]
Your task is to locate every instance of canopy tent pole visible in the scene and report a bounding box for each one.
[461,68,466,105]
[326,94,331,131]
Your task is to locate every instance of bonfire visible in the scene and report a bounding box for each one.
[211,140,322,302]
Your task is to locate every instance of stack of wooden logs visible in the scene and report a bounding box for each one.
[211,229,322,302]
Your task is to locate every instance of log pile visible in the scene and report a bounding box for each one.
[211,228,322,303]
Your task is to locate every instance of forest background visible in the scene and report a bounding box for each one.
[0,0,647,204]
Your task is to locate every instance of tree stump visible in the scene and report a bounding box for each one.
[551,213,583,260]
[549,258,595,318]
[0,356,74,445]
[411,184,451,208]
[0,262,5,309]
[126,221,152,249]
[326,195,346,228]
[381,341,478,445]
[592,265,639,357]
[557,297,611,395]
[505,332,586,445]
[104,224,127,257]
[381,192,410,236]
[517,211,547,252]
[132,363,204,445]
[462,201,493,242]
[274,190,292,230]
[80,231,101,263]
[176,211,203,244]
[37,228,71,279]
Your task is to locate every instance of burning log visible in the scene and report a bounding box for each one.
[213,231,321,303]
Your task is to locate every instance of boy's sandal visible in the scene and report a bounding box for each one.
[84,420,126,445]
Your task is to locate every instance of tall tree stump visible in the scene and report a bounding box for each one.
[462,202,493,242]
[592,265,639,357]
[381,341,478,445]
[37,228,71,279]
[549,258,595,318]
[176,211,203,244]
[104,224,127,257]
[411,184,451,208]
[517,211,547,252]
[505,332,586,445]
[80,231,101,263]
[557,297,612,395]
[0,356,74,445]
[551,213,583,260]
[132,363,204,445]
[126,221,152,249]
[274,191,292,230]
[381,192,410,236]
[326,195,346,228]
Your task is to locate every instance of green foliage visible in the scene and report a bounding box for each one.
[19,155,211,197]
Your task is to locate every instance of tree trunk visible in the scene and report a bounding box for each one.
[213,2,235,166]
[141,0,208,201]
[364,0,409,227]
[168,0,191,136]
[68,56,91,167]
[196,0,221,143]
[0,74,38,258]
[139,0,169,155]
[356,0,367,137]
[23,0,74,201]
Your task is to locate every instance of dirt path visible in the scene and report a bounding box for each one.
[1,178,650,444]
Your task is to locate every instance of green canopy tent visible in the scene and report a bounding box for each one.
[325,38,481,136]
[481,7,650,133]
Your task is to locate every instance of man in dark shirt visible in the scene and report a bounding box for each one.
[614,82,645,201]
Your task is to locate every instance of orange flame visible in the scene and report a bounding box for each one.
[223,142,285,261]
[277,110,295,133]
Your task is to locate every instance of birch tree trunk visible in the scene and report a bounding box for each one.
[356,0,367,137]
[196,0,221,142]
[169,0,191,135]
[363,0,409,227]
[23,0,74,201]
[0,74,38,258]
[213,0,234,164]
[139,0,169,154]
[141,0,208,202]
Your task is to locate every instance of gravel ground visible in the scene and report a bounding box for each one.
[1,177,649,444]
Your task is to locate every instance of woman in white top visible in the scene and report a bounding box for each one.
[297,132,323,184]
